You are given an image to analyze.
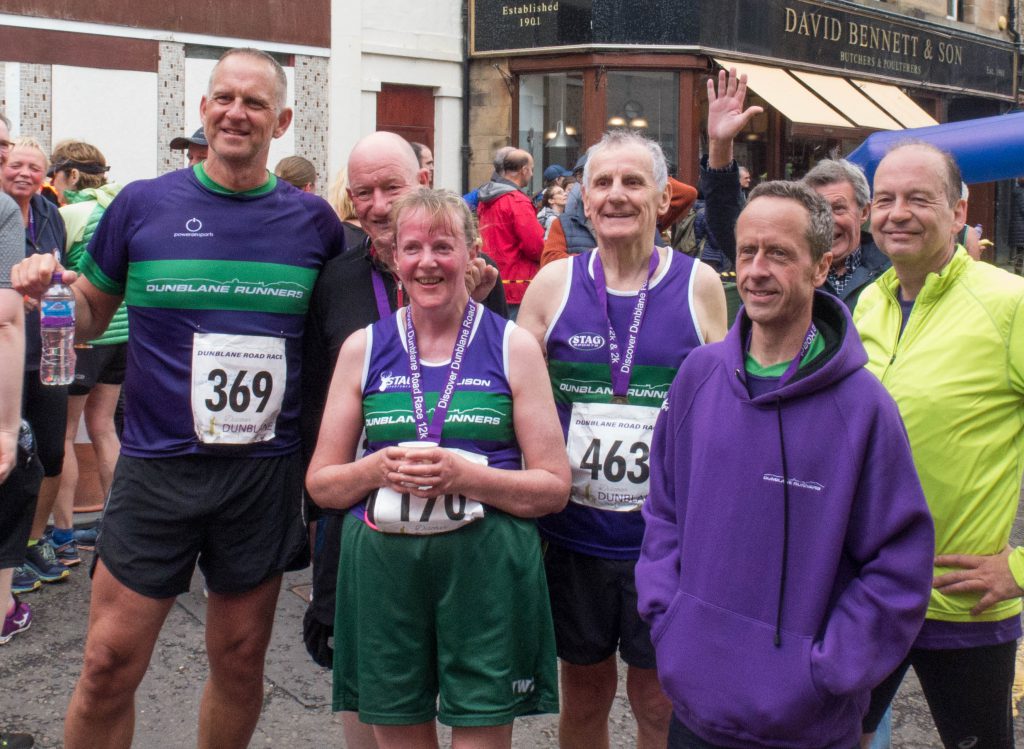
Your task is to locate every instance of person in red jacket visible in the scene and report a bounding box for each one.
[477,149,544,317]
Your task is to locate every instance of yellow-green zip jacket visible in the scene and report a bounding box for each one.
[854,247,1024,624]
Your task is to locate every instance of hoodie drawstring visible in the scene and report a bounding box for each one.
[774,397,790,648]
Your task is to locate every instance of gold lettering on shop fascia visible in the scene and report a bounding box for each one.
[502,2,559,28]
[783,6,964,76]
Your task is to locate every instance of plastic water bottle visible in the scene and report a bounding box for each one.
[39,272,76,386]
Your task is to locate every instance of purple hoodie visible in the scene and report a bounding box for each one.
[637,292,934,749]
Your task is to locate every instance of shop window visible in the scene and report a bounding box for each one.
[605,72,679,173]
[782,134,862,181]
[519,72,584,195]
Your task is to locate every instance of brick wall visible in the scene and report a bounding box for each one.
[468,59,512,189]
[294,55,330,198]
[19,63,50,152]
[848,0,1006,33]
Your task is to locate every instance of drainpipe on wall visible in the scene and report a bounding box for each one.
[1007,0,1021,106]
[461,0,472,193]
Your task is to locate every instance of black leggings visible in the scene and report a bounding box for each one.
[0,435,43,566]
[863,641,1017,749]
[22,371,67,477]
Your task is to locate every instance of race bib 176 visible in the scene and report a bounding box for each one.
[366,448,487,535]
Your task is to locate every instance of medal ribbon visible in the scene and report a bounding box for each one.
[370,269,393,321]
[370,241,404,320]
[405,299,478,443]
[592,250,660,401]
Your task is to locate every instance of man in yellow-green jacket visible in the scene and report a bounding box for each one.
[854,141,1024,749]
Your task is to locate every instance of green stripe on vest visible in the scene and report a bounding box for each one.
[547,359,675,408]
[126,259,317,314]
[363,391,514,443]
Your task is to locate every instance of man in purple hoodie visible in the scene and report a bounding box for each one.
[637,180,935,749]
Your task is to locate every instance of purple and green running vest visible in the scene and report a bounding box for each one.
[540,249,703,559]
[350,303,521,525]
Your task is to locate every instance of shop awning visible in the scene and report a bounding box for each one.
[849,80,939,129]
[713,58,938,131]
[790,72,902,130]
[713,58,852,128]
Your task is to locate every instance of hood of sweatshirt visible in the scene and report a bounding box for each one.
[727,289,868,404]
[64,183,122,210]
[477,176,521,203]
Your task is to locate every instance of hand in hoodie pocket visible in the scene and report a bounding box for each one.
[652,591,850,745]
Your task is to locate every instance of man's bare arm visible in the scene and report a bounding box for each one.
[516,259,570,355]
[0,288,24,482]
[11,252,121,340]
[693,261,728,343]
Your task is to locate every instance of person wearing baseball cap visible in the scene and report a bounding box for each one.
[169,127,208,167]
[534,163,573,209]
[543,164,572,184]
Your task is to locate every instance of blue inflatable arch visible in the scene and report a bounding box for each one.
[846,111,1024,187]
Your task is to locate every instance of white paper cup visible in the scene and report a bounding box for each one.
[397,440,436,489]
[398,440,437,456]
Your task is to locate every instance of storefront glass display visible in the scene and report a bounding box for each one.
[519,72,584,194]
[605,71,679,171]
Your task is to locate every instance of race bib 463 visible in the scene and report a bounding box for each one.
[567,401,658,511]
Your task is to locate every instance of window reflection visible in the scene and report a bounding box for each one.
[606,71,678,172]
[519,72,584,195]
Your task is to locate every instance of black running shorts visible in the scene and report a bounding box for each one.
[544,542,656,668]
[0,437,43,567]
[96,452,308,598]
[68,342,127,395]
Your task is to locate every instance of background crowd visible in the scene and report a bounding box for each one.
[1,49,1023,749]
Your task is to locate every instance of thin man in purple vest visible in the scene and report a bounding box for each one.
[517,69,757,749]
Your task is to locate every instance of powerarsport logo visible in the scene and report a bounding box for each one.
[174,217,215,238]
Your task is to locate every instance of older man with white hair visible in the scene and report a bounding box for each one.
[802,158,889,312]
[516,70,753,749]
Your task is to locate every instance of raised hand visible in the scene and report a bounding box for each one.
[466,256,499,302]
[707,68,764,165]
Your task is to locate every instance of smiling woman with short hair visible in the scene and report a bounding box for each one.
[307,187,570,749]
